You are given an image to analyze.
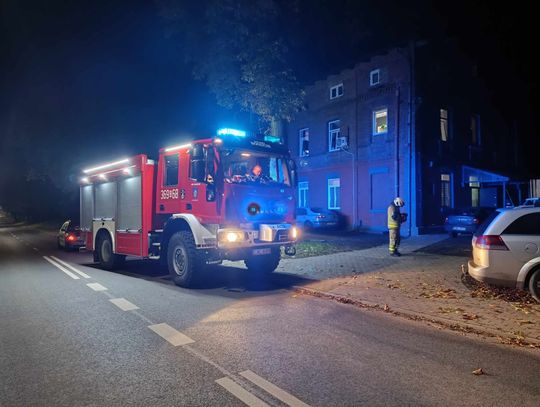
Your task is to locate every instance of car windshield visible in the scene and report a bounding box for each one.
[222,150,292,186]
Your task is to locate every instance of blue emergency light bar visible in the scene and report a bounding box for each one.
[217,128,246,137]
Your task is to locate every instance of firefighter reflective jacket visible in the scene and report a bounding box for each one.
[387,203,401,229]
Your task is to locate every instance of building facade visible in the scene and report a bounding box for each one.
[286,41,526,235]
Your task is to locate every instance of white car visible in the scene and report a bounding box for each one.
[468,207,540,301]
[296,207,339,230]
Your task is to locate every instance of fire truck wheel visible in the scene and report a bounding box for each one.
[97,234,125,270]
[167,231,201,288]
[244,248,280,275]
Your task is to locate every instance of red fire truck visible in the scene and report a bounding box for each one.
[79,129,298,287]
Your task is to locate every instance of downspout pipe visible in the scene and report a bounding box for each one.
[395,86,400,198]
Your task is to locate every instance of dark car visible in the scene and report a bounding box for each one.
[57,220,85,251]
[444,207,496,237]
[296,207,339,230]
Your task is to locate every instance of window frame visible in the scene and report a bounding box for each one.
[328,119,341,152]
[327,177,341,210]
[440,108,449,141]
[164,153,179,186]
[370,69,380,86]
[299,128,309,157]
[329,83,344,100]
[298,181,309,208]
[372,108,388,135]
[440,173,453,208]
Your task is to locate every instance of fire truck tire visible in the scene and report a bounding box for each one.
[97,234,125,270]
[167,231,202,288]
[244,248,280,275]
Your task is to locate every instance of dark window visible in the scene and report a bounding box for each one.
[164,154,179,186]
[474,210,502,236]
[503,213,540,235]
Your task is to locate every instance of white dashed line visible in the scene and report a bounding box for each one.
[33,248,39,252]
[50,256,91,278]
[87,283,108,291]
[216,377,270,407]
[148,323,194,346]
[240,370,311,407]
[109,298,139,311]
[43,256,80,280]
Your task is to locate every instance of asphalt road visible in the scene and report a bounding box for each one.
[1,224,539,406]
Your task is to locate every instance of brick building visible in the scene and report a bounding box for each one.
[286,40,527,235]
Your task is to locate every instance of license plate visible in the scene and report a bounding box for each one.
[253,248,271,256]
[453,226,466,231]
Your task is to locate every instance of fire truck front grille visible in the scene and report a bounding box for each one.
[276,230,289,242]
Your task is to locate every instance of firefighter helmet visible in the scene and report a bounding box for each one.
[394,197,405,207]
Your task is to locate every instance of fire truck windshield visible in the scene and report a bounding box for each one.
[222,151,292,186]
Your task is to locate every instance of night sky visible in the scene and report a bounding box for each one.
[1,0,538,214]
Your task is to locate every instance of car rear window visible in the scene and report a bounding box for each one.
[502,212,540,235]
[474,210,502,236]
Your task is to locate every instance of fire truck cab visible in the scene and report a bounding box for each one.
[80,129,298,287]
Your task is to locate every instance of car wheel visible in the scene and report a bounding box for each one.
[244,248,280,275]
[529,268,540,303]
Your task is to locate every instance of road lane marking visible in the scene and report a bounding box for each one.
[50,256,91,278]
[43,256,80,280]
[216,377,270,407]
[33,248,39,251]
[240,370,310,407]
[148,323,194,346]
[87,283,108,291]
[109,298,139,311]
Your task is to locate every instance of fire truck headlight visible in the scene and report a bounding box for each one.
[218,230,245,244]
[290,226,299,240]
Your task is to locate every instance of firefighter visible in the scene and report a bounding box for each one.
[388,197,406,256]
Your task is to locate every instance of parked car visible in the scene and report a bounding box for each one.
[296,207,339,230]
[57,220,85,251]
[518,197,540,207]
[468,207,540,301]
[444,207,496,237]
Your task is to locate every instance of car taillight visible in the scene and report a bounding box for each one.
[474,235,508,250]
[67,234,76,241]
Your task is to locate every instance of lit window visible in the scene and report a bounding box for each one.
[441,173,452,208]
[299,128,309,157]
[469,176,480,207]
[298,182,309,208]
[370,69,380,86]
[440,109,448,141]
[373,109,388,135]
[328,120,341,152]
[328,178,341,209]
[329,83,343,100]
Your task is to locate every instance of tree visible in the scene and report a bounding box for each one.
[158,0,304,132]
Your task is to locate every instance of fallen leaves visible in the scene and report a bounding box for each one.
[462,313,480,321]
[472,368,484,375]
[438,307,465,314]
[420,288,458,299]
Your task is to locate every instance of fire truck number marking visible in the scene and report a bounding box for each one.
[161,189,179,200]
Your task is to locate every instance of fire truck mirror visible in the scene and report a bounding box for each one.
[206,147,216,182]
[288,159,298,187]
[190,144,206,182]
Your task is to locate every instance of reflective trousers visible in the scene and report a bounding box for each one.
[389,228,401,253]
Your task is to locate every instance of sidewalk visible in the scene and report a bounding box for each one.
[277,234,540,348]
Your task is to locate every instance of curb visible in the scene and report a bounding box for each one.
[293,285,540,349]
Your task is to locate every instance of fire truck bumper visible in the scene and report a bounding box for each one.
[216,224,298,249]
